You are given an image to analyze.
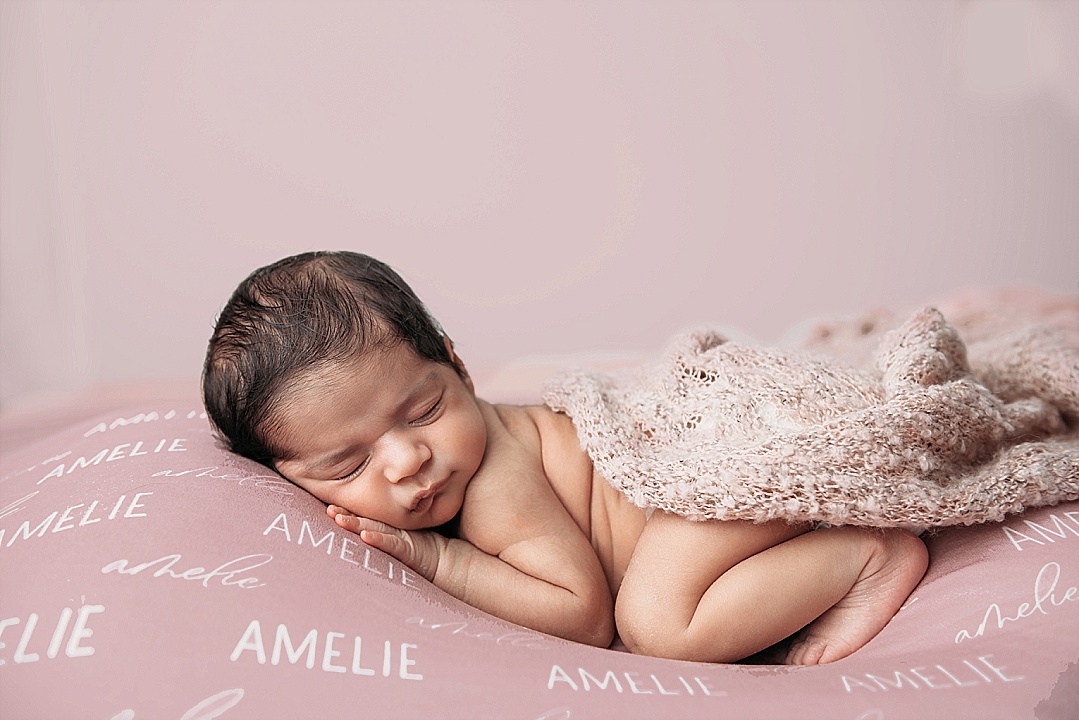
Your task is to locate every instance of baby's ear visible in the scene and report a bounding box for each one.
[443,336,474,390]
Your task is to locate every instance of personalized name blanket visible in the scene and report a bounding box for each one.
[542,296,1079,528]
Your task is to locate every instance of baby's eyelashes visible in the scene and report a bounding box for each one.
[335,456,370,482]
[409,396,444,426]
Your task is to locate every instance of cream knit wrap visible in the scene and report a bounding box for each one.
[542,295,1079,527]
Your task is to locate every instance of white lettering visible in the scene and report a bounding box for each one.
[842,656,1023,692]
[230,621,266,664]
[955,562,1078,643]
[546,665,724,697]
[65,604,104,657]
[399,643,422,680]
[3,493,152,550]
[13,613,40,663]
[47,607,72,659]
[123,492,153,519]
[52,504,84,533]
[580,668,622,693]
[548,665,578,691]
[1024,516,1079,543]
[177,688,244,720]
[867,671,919,691]
[352,637,375,676]
[5,512,58,546]
[108,689,245,720]
[263,513,291,541]
[322,632,346,673]
[101,552,271,589]
[263,510,415,585]
[0,618,18,666]
[300,521,334,554]
[272,625,317,669]
[623,672,651,694]
[106,444,131,462]
[978,655,1023,682]
[230,620,422,680]
[404,617,552,649]
[1003,526,1043,551]
[0,492,38,522]
[37,440,190,483]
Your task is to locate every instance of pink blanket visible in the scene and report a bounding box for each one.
[543,293,1079,527]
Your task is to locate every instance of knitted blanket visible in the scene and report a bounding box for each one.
[542,294,1079,527]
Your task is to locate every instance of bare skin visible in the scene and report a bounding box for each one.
[272,341,929,664]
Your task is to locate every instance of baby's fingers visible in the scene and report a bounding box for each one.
[331,511,387,536]
[338,517,438,581]
[326,504,353,520]
[360,526,436,579]
[356,526,407,556]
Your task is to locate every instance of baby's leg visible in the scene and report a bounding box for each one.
[784,526,928,664]
[615,513,927,664]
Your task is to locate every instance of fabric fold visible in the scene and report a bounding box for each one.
[543,296,1079,528]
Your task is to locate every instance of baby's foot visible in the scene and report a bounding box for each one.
[786,528,928,665]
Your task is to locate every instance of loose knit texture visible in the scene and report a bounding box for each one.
[542,296,1079,528]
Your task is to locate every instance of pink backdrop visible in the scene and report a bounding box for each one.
[2,5,1078,715]
[2,0,1077,419]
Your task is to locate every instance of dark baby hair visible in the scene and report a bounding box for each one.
[202,251,457,467]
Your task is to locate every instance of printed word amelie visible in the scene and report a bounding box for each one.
[841,655,1023,693]
[84,409,206,437]
[262,511,421,587]
[1002,512,1079,551]
[405,616,552,650]
[0,603,105,666]
[0,492,152,551]
[954,561,1077,643]
[101,552,271,590]
[38,439,188,484]
[151,466,293,494]
[547,665,726,697]
[231,619,422,680]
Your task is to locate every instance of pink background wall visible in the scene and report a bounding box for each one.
[2,0,1077,412]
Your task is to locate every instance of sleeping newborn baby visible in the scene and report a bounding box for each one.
[202,250,931,664]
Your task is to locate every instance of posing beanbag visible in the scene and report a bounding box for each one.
[1,400,1077,718]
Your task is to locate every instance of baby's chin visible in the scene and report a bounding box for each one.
[426,500,464,535]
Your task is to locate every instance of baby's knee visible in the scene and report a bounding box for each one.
[614,592,659,657]
[614,582,686,659]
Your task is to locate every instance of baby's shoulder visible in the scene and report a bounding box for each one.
[465,403,590,519]
[486,402,574,442]
[460,404,561,549]
[485,402,544,445]
[486,404,586,468]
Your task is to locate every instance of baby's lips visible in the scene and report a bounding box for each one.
[408,478,446,511]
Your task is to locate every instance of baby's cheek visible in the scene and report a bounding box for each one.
[466,410,488,469]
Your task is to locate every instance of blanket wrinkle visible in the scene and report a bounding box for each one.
[543,294,1079,527]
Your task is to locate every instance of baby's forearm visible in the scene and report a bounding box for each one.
[433,536,614,647]
[328,506,614,647]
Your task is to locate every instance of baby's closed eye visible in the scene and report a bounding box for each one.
[335,456,370,482]
[410,395,444,426]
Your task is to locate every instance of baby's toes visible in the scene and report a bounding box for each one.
[785,635,828,665]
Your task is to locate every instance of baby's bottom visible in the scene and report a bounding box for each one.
[614,513,928,665]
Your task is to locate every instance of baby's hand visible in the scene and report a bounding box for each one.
[326,505,445,582]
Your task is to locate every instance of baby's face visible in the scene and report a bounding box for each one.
[271,341,487,530]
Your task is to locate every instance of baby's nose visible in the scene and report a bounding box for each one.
[383,438,432,483]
